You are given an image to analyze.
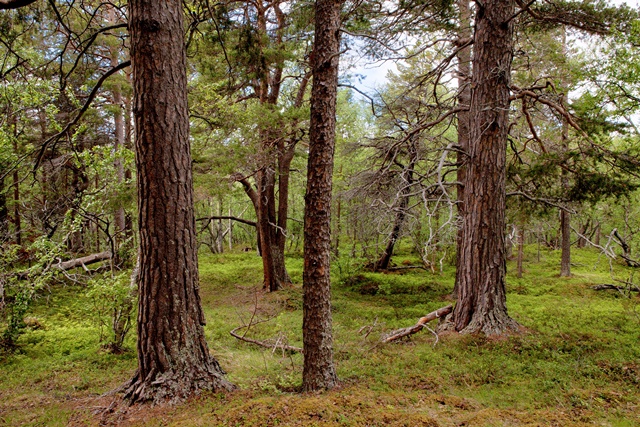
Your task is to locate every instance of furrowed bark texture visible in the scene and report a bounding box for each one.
[453,0,519,335]
[453,0,472,297]
[302,0,341,392]
[125,0,232,403]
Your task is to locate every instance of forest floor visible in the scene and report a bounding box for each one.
[1,245,639,426]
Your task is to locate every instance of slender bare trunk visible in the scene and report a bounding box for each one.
[375,139,417,271]
[302,0,341,392]
[517,224,524,278]
[559,27,571,278]
[12,117,21,245]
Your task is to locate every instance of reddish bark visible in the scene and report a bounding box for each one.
[453,0,472,297]
[302,0,341,392]
[453,0,519,335]
[124,0,232,403]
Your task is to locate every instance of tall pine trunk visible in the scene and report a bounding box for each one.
[453,0,472,297]
[559,27,571,277]
[302,0,341,392]
[124,0,232,403]
[453,0,519,335]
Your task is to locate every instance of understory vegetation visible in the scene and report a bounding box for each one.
[1,245,638,426]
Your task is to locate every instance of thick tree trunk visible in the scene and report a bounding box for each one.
[453,0,472,298]
[452,0,519,335]
[302,0,341,392]
[124,0,232,403]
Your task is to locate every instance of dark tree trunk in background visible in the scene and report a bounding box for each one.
[302,0,341,392]
[124,0,232,403]
[559,28,571,277]
[12,119,21,245]
[232,3,309,292]
[453,0,472,298]
[452,0,519,335]
[0,177,7,240]
[560,209,571,276]
[110,15,128,262]
[374,138,417,271]
[517,224,524,278]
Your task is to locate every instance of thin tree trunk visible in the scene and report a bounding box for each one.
[302,0,341,392]
[228,207,233,250]
[12,117,21,245]
[375,139,417,271]
[452,0,519,335]
[0,176,8,241]
[559,27,571,277]
[333,165,342,257]
[124,0,232,403]
[517,224,524,278]
[109,5,127,247]
[453,0,472,298]
[560,208,571,276]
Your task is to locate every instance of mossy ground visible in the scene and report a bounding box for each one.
[1,245,638,426]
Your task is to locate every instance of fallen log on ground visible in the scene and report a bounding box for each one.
[230,325,303,353]
[55,251,112,271]
[591,283,640,292]
[620,254,640,268]
[382,305,453,343]
[15,251,112,279]
[386,265,427,271]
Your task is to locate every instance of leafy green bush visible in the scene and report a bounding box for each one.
[86,271,137,353]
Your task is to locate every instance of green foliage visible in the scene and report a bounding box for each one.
[85,271,136,351]
[0,248,639,424]
[0,236,67,351]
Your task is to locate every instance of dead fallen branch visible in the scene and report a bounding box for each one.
[592,283,640,292]
[230,325,303,354]
[620,254,640,268]
[382,305,453,343]
[16,251,112,279]
[55,251,112,271]
[386,265,427,271]
[612,229,640,267]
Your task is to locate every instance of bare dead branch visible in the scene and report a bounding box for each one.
[230,325,303,353]
[592,283,640,292]
[382,305,453,343]
[0,0,38,10]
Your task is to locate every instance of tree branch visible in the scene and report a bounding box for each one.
[34,60,131,170]
[382,305,452,343]
[196,215,257,228]
[0,0,38,10]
